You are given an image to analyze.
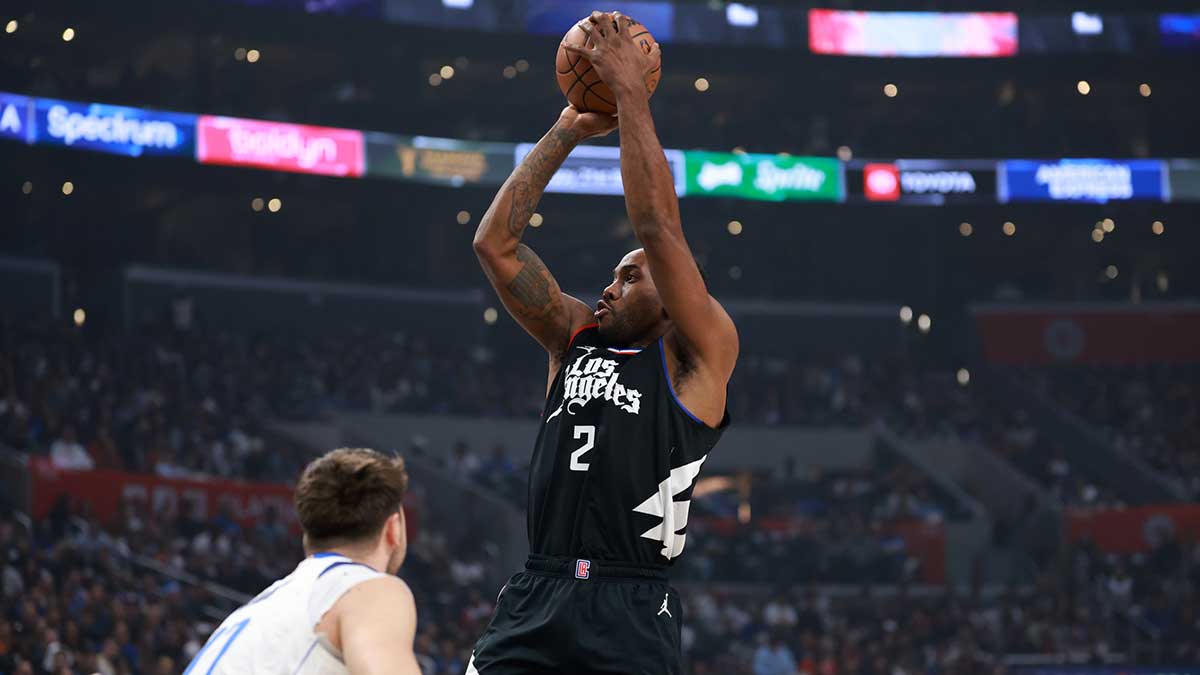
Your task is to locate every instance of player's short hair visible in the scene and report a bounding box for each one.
[294,448,409,550]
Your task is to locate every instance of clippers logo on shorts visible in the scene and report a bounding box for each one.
[547,347,643,421]
[864,163,901,201]
[575,559,591,579]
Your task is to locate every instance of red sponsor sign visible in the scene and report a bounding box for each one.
[30,458,298,532]
[864,163,901,201]
[196,115,365,177]
[1066,504,1200,553]
[974,305,1200,365]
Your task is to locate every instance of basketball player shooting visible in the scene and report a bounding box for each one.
[468,10,738,674]
[183,448,421,675]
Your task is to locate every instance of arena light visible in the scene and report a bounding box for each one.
[234,47,247,61]
[1105,264,1118,279]
[529,212,543,227]
[62,180,74,195]
[440,65,455,79]
[483,307,498,324]
[1002,221,1016,236]
[5,20,16,34]
[268,197,282,212]
[456,210,471,225]
[1139,83,1152,97]
[246,49,261,63]
[959,222,973,236]
[728,265,742,280]
[1156,272,1169,292]
[1152,220,1164,235]
[1092,228,1104,243]
[251,197,264,212]
[1101,217,1115,233]
[515,59,529,73]
[726,3,759,28]
[502,66,517,79]
[21,181,32,195]
[73,308,86,326]
[899,305,913,324]
[883,83,898,98]
[429,73,443,86]
[694,77,710,92]
[62,27,75,42]
[1077,80,1091,95]
[727,220,743,235]
[956,368,970,386]
[836,145,853,161]
[917,313,932,333]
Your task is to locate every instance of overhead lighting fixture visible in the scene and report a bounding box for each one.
[884,83,898,98]
[726,3,759,28]
[62,27,75,42]
[694,77,710,92]
[899,306,913,324]
[1071,12,1103,35]
[5,20,17,34]
[727,220,743,235]
[1077,80,1091,95]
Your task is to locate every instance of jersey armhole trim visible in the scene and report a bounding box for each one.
[567,323,599,350]
[658,336,708,427]
[317,561,376,578]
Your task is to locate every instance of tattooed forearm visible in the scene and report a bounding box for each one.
[506,245,558,317]
[501,127,576,240]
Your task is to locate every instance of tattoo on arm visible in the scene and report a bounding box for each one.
[506,245,557,318]
[502,128,575,238]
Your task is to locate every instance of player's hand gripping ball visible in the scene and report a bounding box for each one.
[556,11,662,115]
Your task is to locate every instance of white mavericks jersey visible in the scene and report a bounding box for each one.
[183,553,385,675]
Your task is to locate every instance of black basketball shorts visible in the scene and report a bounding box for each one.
[466,555,683,675]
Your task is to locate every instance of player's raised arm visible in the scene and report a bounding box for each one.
[472,108,615,358]
[561,12,738,376]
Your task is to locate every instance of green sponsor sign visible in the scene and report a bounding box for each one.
[684,151,844,202]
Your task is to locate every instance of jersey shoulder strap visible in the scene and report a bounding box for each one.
[306,560,385,628]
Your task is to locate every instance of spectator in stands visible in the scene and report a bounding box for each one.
[753,633,797,675]
[49,425,92,470]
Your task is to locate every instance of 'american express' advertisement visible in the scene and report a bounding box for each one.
[999,159,1166,203]
[35,98,196,157]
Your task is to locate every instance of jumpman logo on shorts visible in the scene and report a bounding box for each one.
[657,593,672,618]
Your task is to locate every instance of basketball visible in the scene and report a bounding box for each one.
[556,17,661,115]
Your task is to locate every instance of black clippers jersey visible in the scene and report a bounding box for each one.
[527,325,730,566]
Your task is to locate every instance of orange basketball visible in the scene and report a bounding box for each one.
[555,17,661,115]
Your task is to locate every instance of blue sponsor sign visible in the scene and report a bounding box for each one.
[0,91,32,144]
[35,98,196,157]
[1000,159,1166,203]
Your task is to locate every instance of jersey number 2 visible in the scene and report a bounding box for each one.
[570,425,595,471]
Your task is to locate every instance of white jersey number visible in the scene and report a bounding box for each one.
[570,425,596,471]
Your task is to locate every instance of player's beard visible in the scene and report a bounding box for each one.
[596,297,659,347]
